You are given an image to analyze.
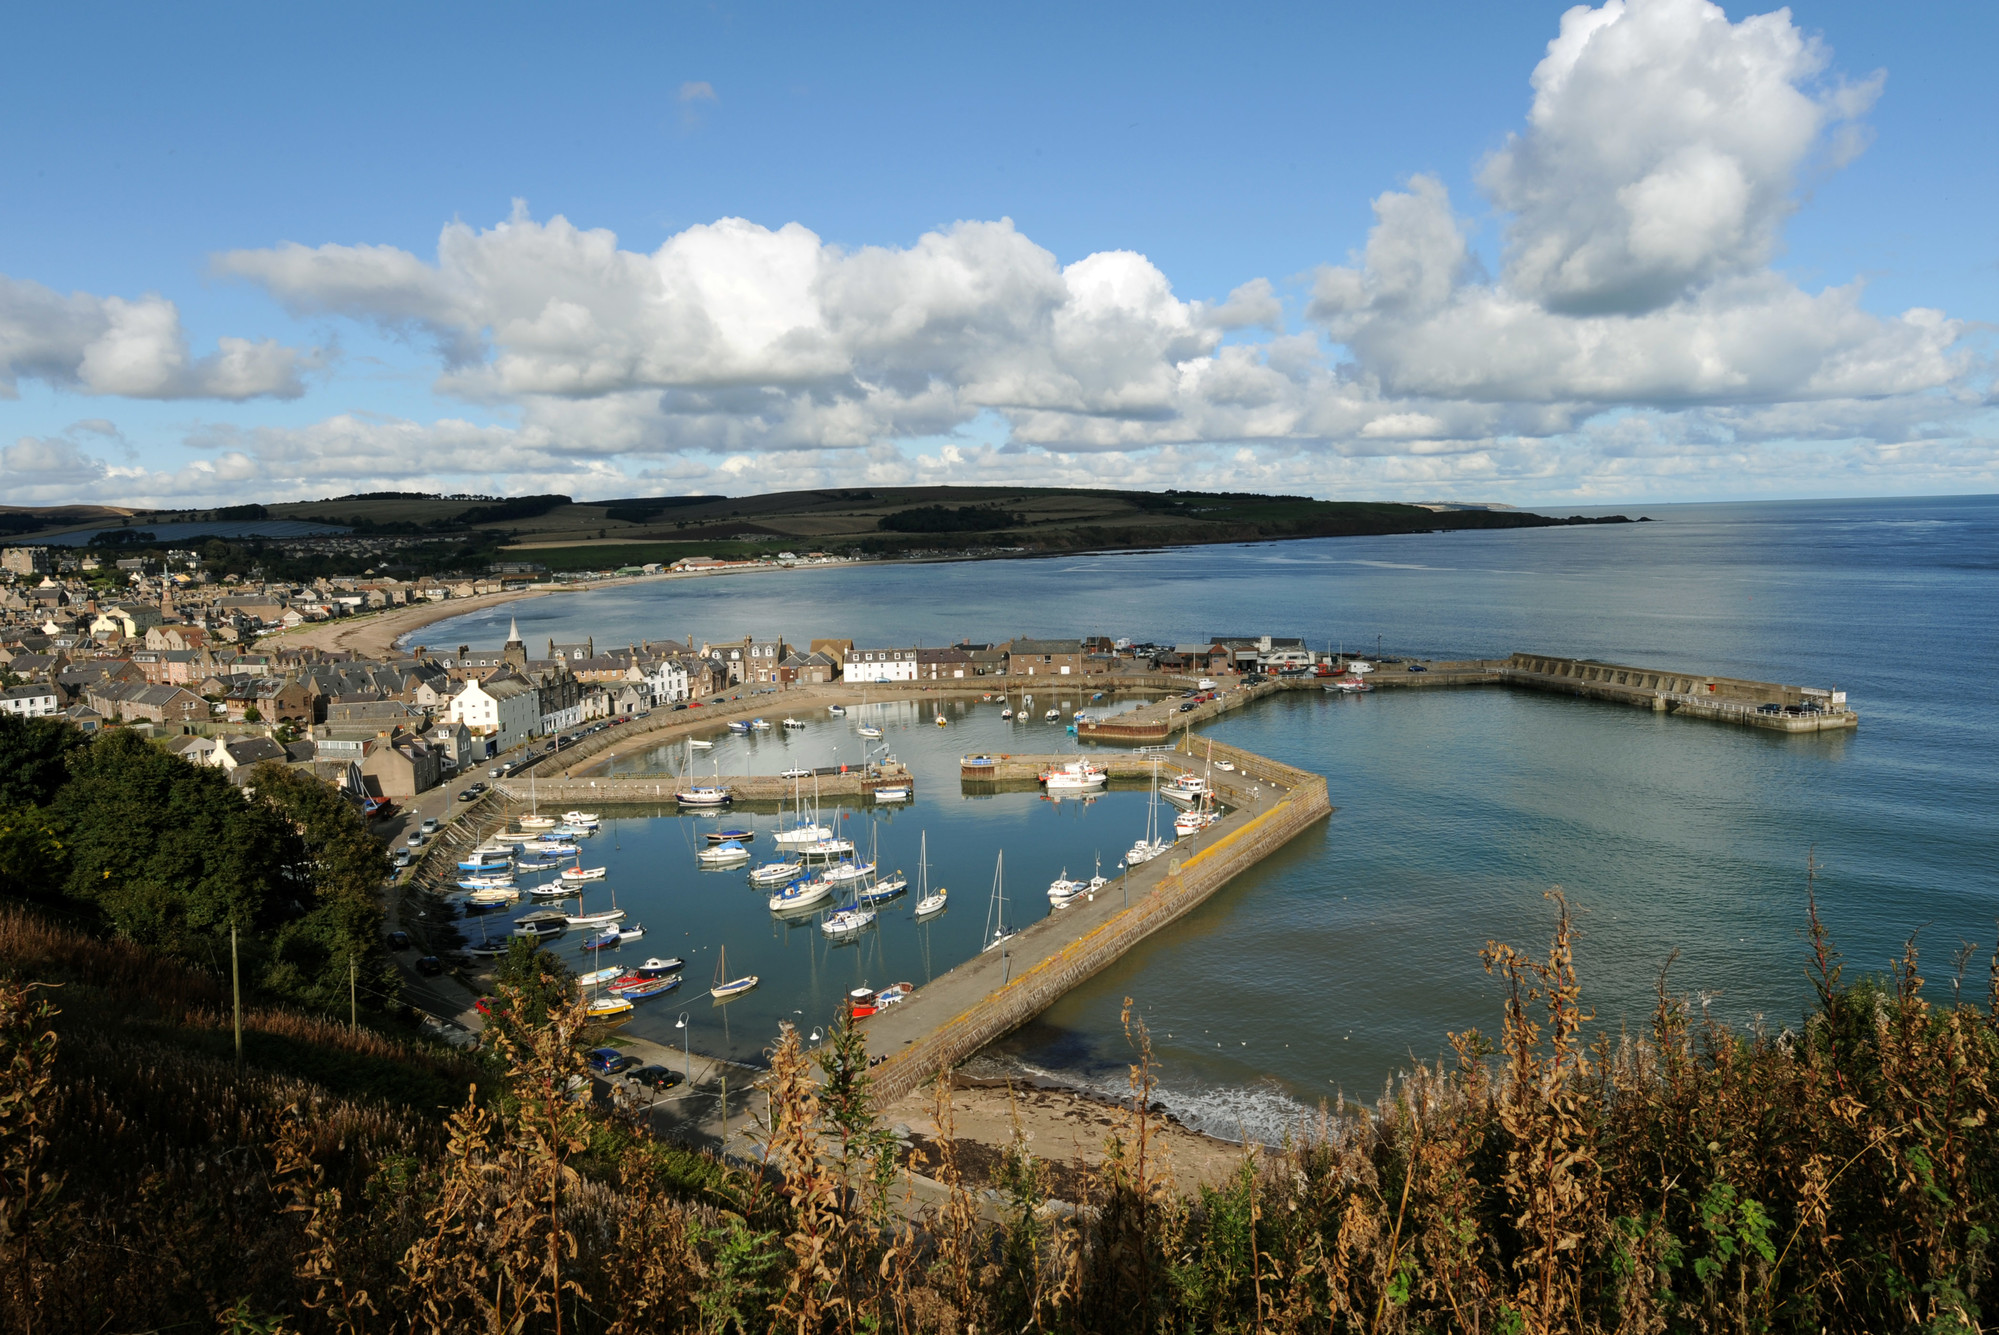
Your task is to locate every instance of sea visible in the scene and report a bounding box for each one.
[418,494,1999,1141]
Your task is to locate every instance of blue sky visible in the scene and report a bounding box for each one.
[2,0,1993,507]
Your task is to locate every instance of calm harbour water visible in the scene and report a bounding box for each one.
[427,495,1999,1139]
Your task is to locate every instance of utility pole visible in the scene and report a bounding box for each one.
[349,953,358,1029]
[231,922,243,1069]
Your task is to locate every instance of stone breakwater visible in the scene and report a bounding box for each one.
[862,735,1332,1107]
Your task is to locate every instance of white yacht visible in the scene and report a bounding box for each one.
[1040,758,1107,791]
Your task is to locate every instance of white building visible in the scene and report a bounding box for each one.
[842,648,918,683]
[0,684,60,717]
[448,675,539,754]
[539,695,584,737]
[643,656,689,703]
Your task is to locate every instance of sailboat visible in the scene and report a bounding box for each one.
[773,774,833,846]
[913,831,947,917]
[855,821,907,904]
[982,850,1015,952]
[1127,757,1171,866]
[519,764,556,828]
[857,689,883,739]
[710,945,758,999]
[676,753,731,807]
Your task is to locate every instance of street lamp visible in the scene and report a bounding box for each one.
[675,1012,690,1082]
[1119,860,1128,910]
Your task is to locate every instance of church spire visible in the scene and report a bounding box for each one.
[502,617,527,672]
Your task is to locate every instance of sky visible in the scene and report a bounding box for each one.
[1,0,1994,508]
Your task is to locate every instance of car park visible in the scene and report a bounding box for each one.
[628,1065,685,1091]
[415,955,444,976]
[586,1047,638,1076]
[385,930,411,950]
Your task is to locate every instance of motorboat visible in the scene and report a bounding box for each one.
[565,907,628,927]
[705,829,753,844]
[781,717,805,730]
[529,882,578,898]
[857,724,883,739]
[1040,759,1107,791]
[822,859,874,884]
[514,853,561,870]
[872,783,910,802]
[576,966,621,987]
[750,718,772,731]
[857,872,907,905]
[458,849,513,871]
[747,859,805,884]
[1047,872,1086,907]
[585,994,634,1018]
[728,720,750,733]
[768,878,833,913]
[559,865,607,882]
[710,947,758,999]
[873,981,914,1008]
[522,838,579,854]
[846,986,877,1018]
[827,704,846,716]
[696,841,751,866]
[580,928,624,951]
[1160,774,1208,806]
[546,824,593,839]
[561,810,600,826]
[463,887,519,906]
[510,911,566,939]
[616,922,645,940]
[457,873,515,891]
[676,784,731,807]
[518,815,558,830]
[641,956,685,974]
[821,907,877,939]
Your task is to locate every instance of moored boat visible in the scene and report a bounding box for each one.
[748,859,805,884]
[585,994,634,1018]
[565,907,628,927]
[1040,758,1107,791]
[696,841,751,866]
[559,865,608,882]
[821,907,877,939]
[676,784,731,807]
[705,828,753,844]
[710,946,758,999]
[769,877,833,913]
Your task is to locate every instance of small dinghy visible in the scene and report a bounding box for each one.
[705,829,754,844]
[559,865,607,882]
[710,946,758,1000]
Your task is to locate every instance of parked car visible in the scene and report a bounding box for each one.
[420,817,440,834]
[1757,702,1784,714]
[1179,702,1197,713]
[457,789,479,802]
[586,1047,638,1076]
[385,930,411,950]
[414,955,444,976]
[674,702,690,710]
[1407,664,1428,673]
[392,849,413,868]
[628,1065,685,1091]
[405,832,427,849]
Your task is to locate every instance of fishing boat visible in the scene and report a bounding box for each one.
[982,851,1014,952]
[768,877,832,913]
[1174,807,1219,836]
[747,859,804,884]
[561,810,600,826]
[846,986,877,1018]
[1159,773,1208,806]
[585,994,634,1018]
[1085,855,1110,897]
[457,849,513,871]
[710,946,758,1000]
[1047,870,1086,907]
[1040,758,1107,791]
[873,981,915,1008]
[1127,759,1171,866]
[913,833,947,917]
[559,865,608,882]
[705,829,754,844]
[696,841,751,866]
[781,717,805,730]
[872,782,910,802]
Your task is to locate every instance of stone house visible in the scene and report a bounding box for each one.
[1004,638,1088,677]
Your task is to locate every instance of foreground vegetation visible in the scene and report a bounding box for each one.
[2,875,1994,1333]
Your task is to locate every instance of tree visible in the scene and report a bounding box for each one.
[0,715,86,809]
[246,761,394,1010]
[51,729,294,952]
